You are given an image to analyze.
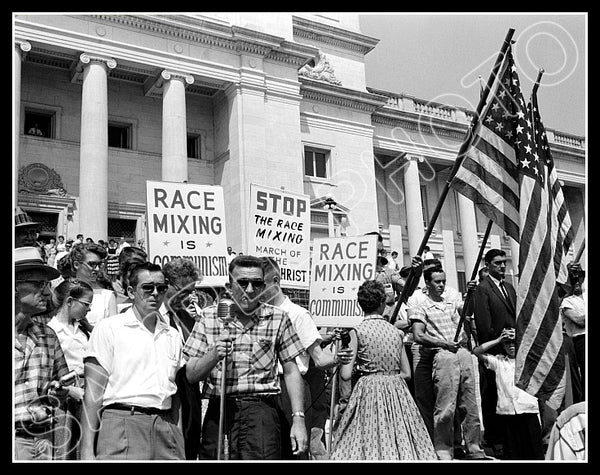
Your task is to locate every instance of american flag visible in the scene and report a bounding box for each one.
[515,89,574,409]
[450,46,574,409]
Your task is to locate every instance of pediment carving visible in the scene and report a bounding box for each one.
[299,51,342,86]
[18,163,69,196]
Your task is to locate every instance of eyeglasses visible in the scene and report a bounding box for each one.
[234,279,265,290]
[83,260,104,269]
[71,298,93,309]
[16,280,50,291]
[139,283,169,295]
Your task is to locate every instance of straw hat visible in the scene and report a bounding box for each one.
[15,207,39,229]
[15,246,60,279]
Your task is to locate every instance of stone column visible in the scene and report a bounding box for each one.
[403,155,424,256]
[161,70,194,182]
[457,193,480,277]
[78,53,116,241]
[14,40,31,202]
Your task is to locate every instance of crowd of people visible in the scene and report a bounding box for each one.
[14,208,586,461]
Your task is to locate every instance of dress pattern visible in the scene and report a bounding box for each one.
[331,316,437,460]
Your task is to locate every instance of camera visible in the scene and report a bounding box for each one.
[50,370,78,390]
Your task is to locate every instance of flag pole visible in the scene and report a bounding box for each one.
[574,239,585,263]
[453,219,493,341]
[389,28,516,324]
[532,68,545,98]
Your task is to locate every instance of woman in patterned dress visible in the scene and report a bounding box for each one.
[330,280,437,460]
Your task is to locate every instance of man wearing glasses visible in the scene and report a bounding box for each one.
[184,255,308,460]
[80,261,185,460]
[15,246,71,460]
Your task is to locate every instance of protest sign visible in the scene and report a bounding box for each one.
[309,234,378,327]
[145,180,229,286]
[248,184,310,289]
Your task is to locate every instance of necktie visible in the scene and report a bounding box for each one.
[499,281,509,301]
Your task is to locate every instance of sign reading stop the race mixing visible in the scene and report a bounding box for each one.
[309,234,378,328]
[248,184,310,289]
[145,180,229,287]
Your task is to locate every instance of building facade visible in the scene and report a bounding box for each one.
[14,13,586,292]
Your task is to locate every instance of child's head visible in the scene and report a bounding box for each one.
[500,327,516,358]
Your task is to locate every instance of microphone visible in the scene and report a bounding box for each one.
[217,296,235,327]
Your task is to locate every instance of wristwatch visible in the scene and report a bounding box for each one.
[291,411,305,418]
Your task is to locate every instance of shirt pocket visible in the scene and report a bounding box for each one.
[166,355,179,382]
[251,338,274,370]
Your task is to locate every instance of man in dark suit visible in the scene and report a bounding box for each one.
[472,248,516,458]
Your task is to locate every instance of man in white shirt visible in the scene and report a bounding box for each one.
[261,257,353,459]
[80,261,185,460]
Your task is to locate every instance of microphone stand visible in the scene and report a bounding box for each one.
[217,320,229,460]
[326,334,340,459]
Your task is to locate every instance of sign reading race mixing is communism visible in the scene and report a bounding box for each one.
[146,181,229,287]
[309,234,378,328]
[248,184,311,289]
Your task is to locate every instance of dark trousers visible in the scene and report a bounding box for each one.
[479,363,503,448]
[176,370,203,460]
[498,413,544,460]
[200,396,281,460]
[573,334,585,398]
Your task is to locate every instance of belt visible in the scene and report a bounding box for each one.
[15,422,52,437]
[103,403,170,415]
[225,393,277,402]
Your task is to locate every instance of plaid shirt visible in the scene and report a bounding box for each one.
[14,320,70,423]
[409,294,466,344]
[183,303,303,399]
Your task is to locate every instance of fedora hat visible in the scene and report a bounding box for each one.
[15,207,39,229]
[15,246,60,279]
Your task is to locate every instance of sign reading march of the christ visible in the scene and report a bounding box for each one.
[248,184,311,289]
[309,234,378,328]
[145,181,229,286]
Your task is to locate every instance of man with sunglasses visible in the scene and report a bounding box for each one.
[15,246,71,460]
[80,262,185,460]
[184,254,308,460]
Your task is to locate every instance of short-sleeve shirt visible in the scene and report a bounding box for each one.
[47,317,88,375]
[409,293,466,343]
[482,353,539,415]
[15,321,70,423]
[277,296,321,375]
[183,303,304,398]
[84,308,185,409]
[560,293,586,338]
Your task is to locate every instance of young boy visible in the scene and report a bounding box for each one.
[473,327,544,460]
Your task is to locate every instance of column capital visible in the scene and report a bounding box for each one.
[15,40,31,54]
[144,69,194,97]
[161,69,195,85]
[70,53,117,83]
[406,154,424,163]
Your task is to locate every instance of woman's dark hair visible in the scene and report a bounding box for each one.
[357,280,386,313]
[53,278,94,307]
[118,246,148,288]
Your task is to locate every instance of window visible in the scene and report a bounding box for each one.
[457,271,467,295]
[420,185,430,227]
[27,211,58,242]
[187,134,201,159]
[304,148,329,178]
[24,110,53,138]
[108,122,131,149]
[108,218,136,243]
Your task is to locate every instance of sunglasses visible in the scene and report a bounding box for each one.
[71,297,93,309]
[138,283,169,295]
[83,260,104,269]
[234,279,265,290]
[16,280,50,291]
